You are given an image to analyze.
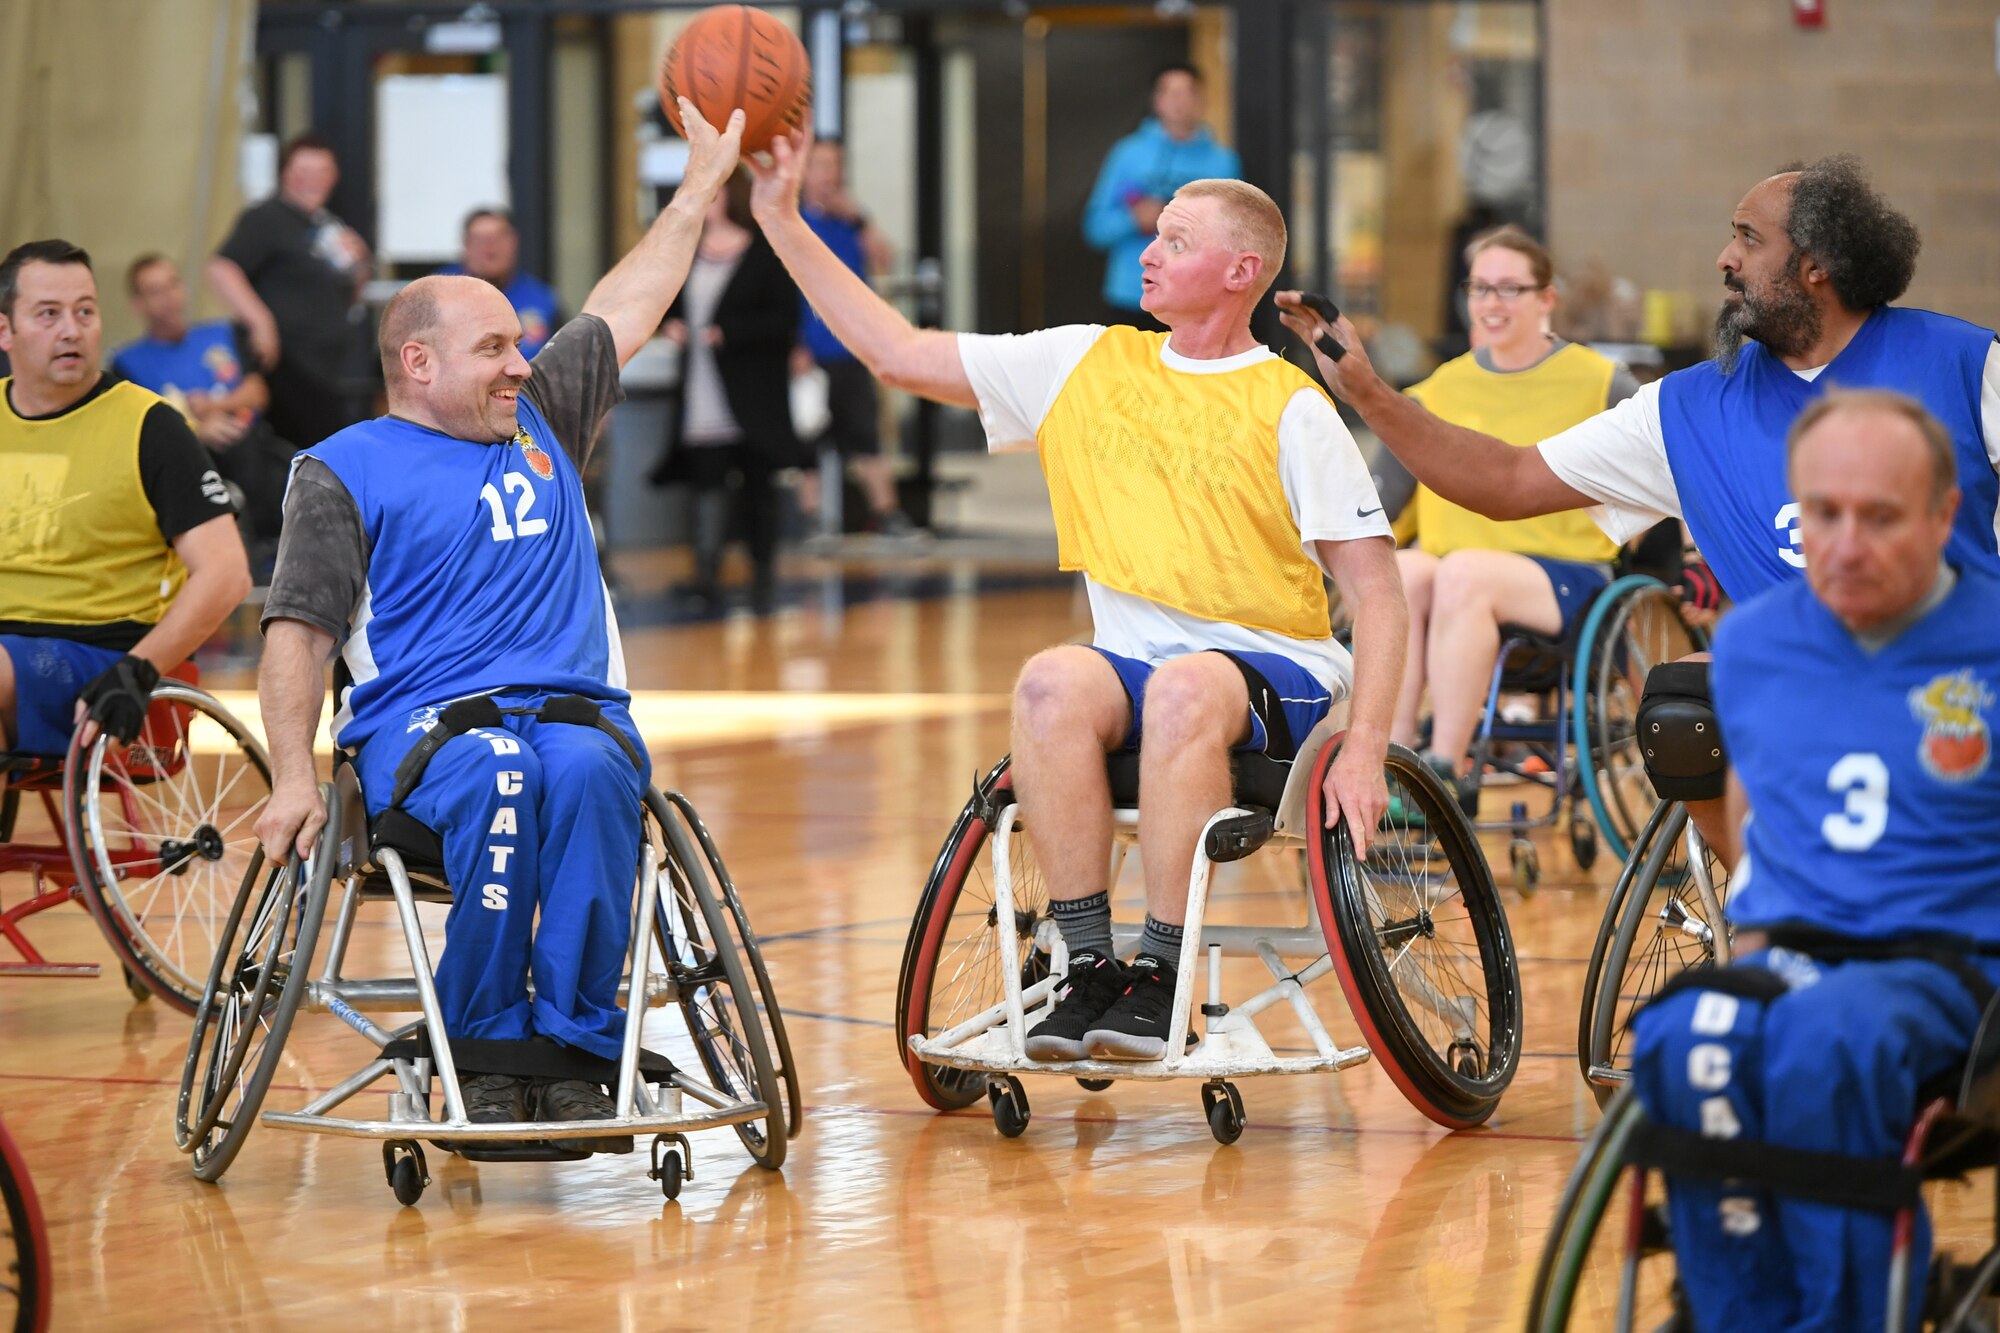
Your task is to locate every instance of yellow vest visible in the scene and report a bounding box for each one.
[0,378,187,630]
[1037,326,1330,640]
[1404,343,1619,563]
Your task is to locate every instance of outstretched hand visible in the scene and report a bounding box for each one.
[674,100,746,206]
[745,126,813,226]
[1274,290,1381,404]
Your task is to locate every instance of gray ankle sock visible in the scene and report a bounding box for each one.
[1138,916,1185,971]
[1049,891,1113,958]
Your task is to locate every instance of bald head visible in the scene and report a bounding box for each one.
[379,273,531,441]
[1788,389,1958,633]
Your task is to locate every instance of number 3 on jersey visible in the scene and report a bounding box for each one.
[480,471,550,542]
[1821,752,1888,852]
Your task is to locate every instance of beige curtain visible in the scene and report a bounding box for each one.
[0,0,257,346]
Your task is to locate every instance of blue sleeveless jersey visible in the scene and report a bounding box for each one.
[305,399,625,749]
[1714,566,2000,946]
[1657,307,1998,602]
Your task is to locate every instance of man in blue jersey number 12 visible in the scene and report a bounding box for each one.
[252,103,747,1148]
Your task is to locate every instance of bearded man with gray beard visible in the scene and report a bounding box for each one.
[1276,153,2000,864]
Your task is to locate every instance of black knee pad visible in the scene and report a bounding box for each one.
[1636,661,1727,802]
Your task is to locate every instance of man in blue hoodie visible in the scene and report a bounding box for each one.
[1083,64,1241,325]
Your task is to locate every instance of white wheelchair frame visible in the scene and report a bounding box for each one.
[908,707,1504,1141]
[181,765,786,1203]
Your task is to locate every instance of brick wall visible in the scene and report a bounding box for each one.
[1546,0,2000,333]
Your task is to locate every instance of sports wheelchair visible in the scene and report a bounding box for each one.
[1,1111,50,1333]
[1575,798,1730,1106]
[1528,992,2000,1332]
[174,696,798,1205]
[1455,574,1705,893]
[0,663,270,1011]
[895,707,1524,1143]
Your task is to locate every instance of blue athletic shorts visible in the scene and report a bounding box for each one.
[1088,647,1334,760]
[0,635,127,756]
[1524,556,1613,636]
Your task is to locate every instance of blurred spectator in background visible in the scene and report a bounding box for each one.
[208,133,370,450]
[114,254,293,561]
[1083,64,1240,327]
[442,208,562,359]
[653,173,801,616]
[793,138,911,536]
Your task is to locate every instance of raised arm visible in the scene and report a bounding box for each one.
[1275,293,1594,521]
[254,618,335,863]
[748,130,976,409]
[1315,535,1406,861]
[581,102,747,366]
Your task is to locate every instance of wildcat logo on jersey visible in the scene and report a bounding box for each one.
[1908,669,1995,783]
[515,429,555,481]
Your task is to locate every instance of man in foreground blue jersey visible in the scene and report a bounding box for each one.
[253,101,747,1148]
[1628,390,2000,1332]
[1281,155,2000,860]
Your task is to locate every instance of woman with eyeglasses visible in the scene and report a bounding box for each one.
[1390,226,1641,815]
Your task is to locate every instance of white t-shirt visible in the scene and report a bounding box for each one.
[957,324,1393,694]
[1538,343,2000,545]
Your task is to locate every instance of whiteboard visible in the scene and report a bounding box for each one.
[375,74,509,262]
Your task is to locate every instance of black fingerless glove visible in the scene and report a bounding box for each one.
[78,655,160,744]
[1675,561,1723,613]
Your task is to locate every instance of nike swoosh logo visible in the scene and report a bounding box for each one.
[1357,505,1384,518]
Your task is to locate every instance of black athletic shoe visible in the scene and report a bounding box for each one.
[436,1072,533,1152]
[1023,949,1126,1061]
[537,1078,634,1155]
[1085,955,1194,1062]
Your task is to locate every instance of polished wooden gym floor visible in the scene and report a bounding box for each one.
[1,562,1989,1329]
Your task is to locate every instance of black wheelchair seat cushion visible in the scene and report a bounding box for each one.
[380,1032,677,1084]
[1496,622,1575,695]
[370,807,447,874]
[1104,748,1293,811]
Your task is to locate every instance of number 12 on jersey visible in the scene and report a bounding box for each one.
[480,471,549,542]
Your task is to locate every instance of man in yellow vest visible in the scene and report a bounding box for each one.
[748,138,1405,1061]
[0,240,251,783]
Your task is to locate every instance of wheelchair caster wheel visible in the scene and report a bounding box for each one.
[1075,1077,1114,1092]
[384,1141,428,1207]
[648,1132,694,1201]
[121,965,152,1003]
[1200,1080,1245,1145]
[1509,839,1539,894]
[1446,1039,1485,1080]
[1569,814,1599,870]
[988,1076,1030,1138]
[657,1150,684,1200]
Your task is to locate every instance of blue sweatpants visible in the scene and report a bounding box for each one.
[355,690,650,1062]
[1630,948,1997,1333]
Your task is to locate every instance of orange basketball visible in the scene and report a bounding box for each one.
[659,6,812,155]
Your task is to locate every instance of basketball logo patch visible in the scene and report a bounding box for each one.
[1908,669,1995,783]
[515,429,555,481]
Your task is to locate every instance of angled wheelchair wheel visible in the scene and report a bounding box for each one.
[895,757,1053,1111]
[1575,799,1676,1098]
[67,683,273,1014]
[1583,804,1730,1109]
[647,791,786,1169]
[1572,578,1706,864]
[0,1114,51,1333]
[1312,741,1523,1128]
[178,792,335,1183]
[654,790,800,1142]
[1526,1087,1683,1332]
